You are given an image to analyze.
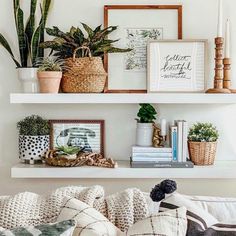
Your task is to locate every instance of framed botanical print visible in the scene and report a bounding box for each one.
[104,5,183,93]
[49,120,105,156]
[147,40,207,92]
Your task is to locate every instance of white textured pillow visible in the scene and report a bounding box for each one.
[57,197,121,236]
[0,186,104,229]
[120,207,187,236]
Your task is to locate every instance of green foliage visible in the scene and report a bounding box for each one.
[37,57,65,72]
[188,122,219,142]
[56,146,81,156]
[40,23,132,59]
[136,104,157,123]
[0,0,52,67]
[17,115,50,136]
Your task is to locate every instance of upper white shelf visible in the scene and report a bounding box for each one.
[11,161,236,179]
[10,93,236,104]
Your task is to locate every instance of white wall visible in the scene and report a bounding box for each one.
[0,0,236,197]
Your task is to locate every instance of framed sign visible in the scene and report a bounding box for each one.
[148,40,207,92]
[49,120,105,156]
[104,5,183,93]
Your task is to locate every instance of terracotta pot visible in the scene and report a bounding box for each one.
[37,71,62,93]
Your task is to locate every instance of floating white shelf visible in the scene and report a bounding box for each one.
[11,161,236,179]
[10,93,236,104]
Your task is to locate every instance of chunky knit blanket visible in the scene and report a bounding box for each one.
[0,186,148,232]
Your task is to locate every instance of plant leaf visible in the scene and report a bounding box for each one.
[31,25,41,65]
[81,22,94,39]
[0,33,21,67]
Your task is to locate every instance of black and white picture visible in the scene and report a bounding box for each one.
[125,28,163,71]
[50,120,104,155]
[148,40,207,92]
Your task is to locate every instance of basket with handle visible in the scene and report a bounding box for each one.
[188,141,217,166]
[61,46,107,93]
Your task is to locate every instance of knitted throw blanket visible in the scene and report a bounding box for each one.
[0,186,148,232]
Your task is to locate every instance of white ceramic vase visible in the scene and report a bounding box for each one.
[136,123,154,147]
[17,68,39,93]
[19,135,49,164]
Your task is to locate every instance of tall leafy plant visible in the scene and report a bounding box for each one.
[0,0,52,67]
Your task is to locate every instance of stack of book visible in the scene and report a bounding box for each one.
[130,145,193,168]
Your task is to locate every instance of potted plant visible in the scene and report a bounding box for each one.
[17,115,50,164]
[136,104,157,147]
[188,122,219,166]
[40,23,131,93]
[0,0,52,93]
[37,57,64,93]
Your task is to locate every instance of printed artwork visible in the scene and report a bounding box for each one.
[160,54,192,80]
[50,121,103,154]
[125,28,163,71]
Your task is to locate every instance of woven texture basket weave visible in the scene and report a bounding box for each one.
[62,47,107,93]
[188,141,217,166]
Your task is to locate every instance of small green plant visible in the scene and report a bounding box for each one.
[188,123,219,142]
[37,57,65,72]
[136,104,157,123]
[0,0,52,67]
[17,115,50,136]
[40,23,132,59]
[56,146,82,156]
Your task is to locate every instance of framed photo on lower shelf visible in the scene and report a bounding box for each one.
[49,120,105,156]
[148,40,207,93]
[104,5,183,93]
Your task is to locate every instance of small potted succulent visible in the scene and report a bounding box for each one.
[17,115,50,164]
[37,57,64,93]
[188,122,219,166]
[136,104,157,147]
[40,23,131,93]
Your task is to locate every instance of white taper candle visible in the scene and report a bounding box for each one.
[161,119,167,136]
[217,0,223,37]
[225,19,230,58]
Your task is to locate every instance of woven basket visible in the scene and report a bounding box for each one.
[61,46,107,93]
[188,141,217,166]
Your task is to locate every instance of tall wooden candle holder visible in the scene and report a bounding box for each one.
[206,37,231,93]
[223,58,236,93]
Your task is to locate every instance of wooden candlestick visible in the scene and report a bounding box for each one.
[206,37,231,93]
[223,58,236,93]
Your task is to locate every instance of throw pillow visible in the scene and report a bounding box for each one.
[121,207,187,236]
[160,193,236,236]
[0,220,75,236]
[57,197,121,236]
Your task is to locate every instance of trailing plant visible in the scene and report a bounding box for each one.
[56,146,82,156]
[188,123,219,142]
[17,115,50,136]
[0,0,52,67]
[37,57,65,72]
[136,104,157,123]
[40,23,132,59]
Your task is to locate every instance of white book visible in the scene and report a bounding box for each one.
[132,157,172,162]
[132,153,172,158]
[182,121,188,162]
[132,146,172,153]
[175,120,183,162]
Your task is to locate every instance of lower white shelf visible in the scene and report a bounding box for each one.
[11,161,236,179]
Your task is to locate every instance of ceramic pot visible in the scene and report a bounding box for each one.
[17,68,38,93]
[19,135,49,164]
[37,71,62,93]
[136,123,154,147]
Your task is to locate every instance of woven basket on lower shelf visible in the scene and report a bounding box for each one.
[61,46,107,93]
[188,141,217,166]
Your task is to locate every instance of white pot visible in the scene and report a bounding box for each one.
[136,123,154,147]
[19,135,49,164]
[17,68,39,93]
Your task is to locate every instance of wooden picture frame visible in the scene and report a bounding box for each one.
[147,40,207,93]
[104,5,183,93]
[49,120,105,156]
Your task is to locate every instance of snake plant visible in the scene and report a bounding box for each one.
[0,0,52,67]
[40,23,132,59]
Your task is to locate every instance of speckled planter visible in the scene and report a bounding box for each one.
[19,135,49,164]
